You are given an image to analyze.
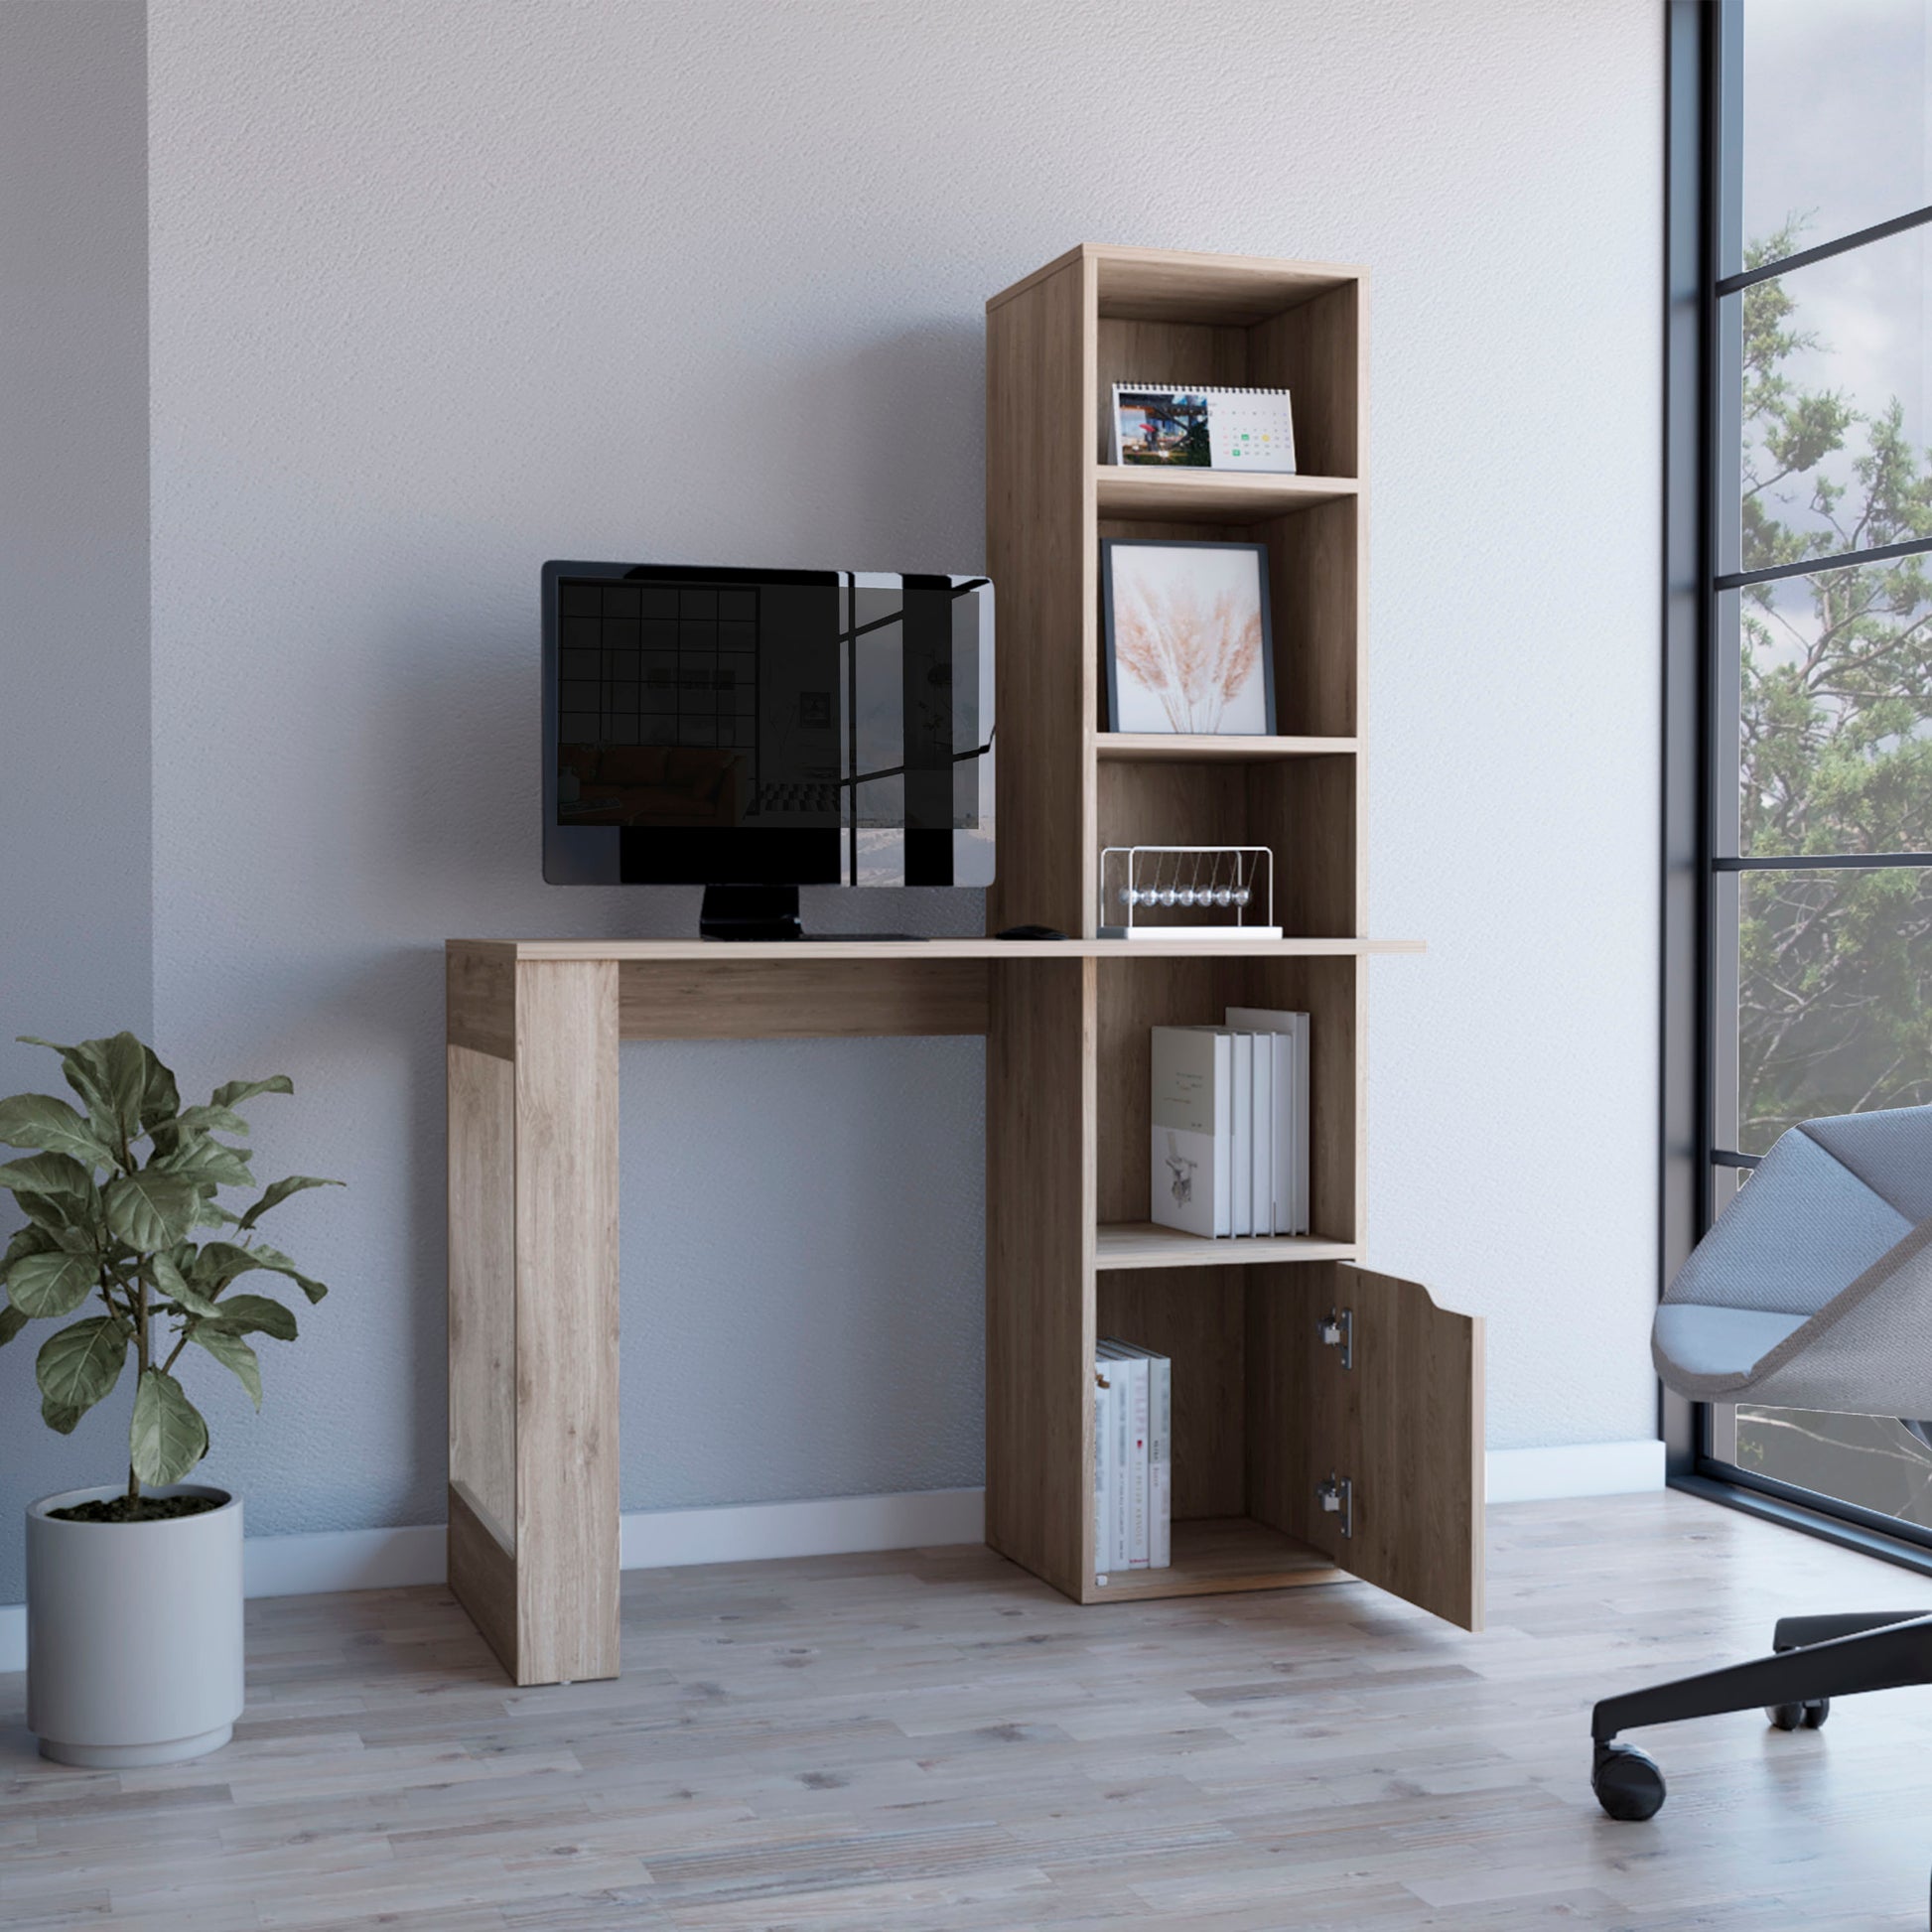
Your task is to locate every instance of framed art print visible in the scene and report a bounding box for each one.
[1101,538,1276,736]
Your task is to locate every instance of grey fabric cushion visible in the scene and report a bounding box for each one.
[1664,1128,1912,1316]
[1653,1104,1932,1413]
[1801,1104,1932,1223]
[1654,1305,1807,1381]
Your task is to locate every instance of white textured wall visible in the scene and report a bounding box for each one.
[15,0,1664,1596]
[0,0,150,1608]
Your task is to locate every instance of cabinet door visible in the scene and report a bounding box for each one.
[1251,1261,1484,1629]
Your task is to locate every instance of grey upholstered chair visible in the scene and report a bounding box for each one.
[1592,1103,1932,1825]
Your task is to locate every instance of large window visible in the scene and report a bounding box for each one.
[1670,1,1932,1531]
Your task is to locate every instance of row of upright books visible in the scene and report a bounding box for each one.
[1093,1339,1171,1578]
[1149,1007,1310,1239]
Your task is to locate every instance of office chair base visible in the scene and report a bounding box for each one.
[1589,1608,1932,1821]
[1590,1740,1666,1821]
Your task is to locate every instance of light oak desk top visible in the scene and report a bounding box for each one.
[451,935,1424,959]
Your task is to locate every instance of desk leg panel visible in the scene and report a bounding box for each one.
[985,957,1094,1599]
[511,960,621,1686]
[448,1041,518,1670]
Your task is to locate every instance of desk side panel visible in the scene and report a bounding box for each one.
[513,959,621,1685]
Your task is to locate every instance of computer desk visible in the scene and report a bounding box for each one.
[444,933,1422,1686]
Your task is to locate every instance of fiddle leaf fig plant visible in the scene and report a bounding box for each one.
[0,1033,341,1503]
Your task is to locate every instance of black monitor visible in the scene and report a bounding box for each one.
[542,561,994,937]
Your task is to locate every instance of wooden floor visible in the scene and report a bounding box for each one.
[6,1492,1932,1929]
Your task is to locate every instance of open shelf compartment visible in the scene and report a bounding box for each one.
[1087,1259,1358,1604]
[1096,951,1359,1245]
[1093,755,1360,944]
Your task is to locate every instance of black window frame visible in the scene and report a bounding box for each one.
[1662,0,1932,1567]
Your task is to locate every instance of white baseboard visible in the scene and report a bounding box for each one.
[3,1460,1671,1677]
[243,1521,448,1599]
[1486,1438,1666,1502]
[620,1486,985,1569]
[0,1487,989,1675]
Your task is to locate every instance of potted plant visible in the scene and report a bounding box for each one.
[0,1032,340,1766]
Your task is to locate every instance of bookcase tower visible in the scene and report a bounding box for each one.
[983,244,1484,1627]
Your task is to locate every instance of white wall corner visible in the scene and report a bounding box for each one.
[1486,1439,1666,1503]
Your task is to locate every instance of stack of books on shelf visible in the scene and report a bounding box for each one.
[1149,1008,1310,1239]
[1093,1339,1171,1580]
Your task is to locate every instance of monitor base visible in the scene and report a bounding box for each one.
[699,885,802,942]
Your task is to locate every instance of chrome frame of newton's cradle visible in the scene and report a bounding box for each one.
[1097,844,1280,941]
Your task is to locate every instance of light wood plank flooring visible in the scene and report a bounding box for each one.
[6,1492,1932,1929]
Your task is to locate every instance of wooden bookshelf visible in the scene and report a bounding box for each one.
[983,244,1484,1626]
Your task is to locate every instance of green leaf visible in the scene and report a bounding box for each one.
[102,1171,201,1251]
[2,1222,60,1277]
[129,1368,208,1484]
[190,1240,254,1291]
[7,1248,97,1317]
[212,1074,293,1111]
[191,1326,261,1408]
[245,1241,329,1305]
[192,1198,241,1230]
[150,1250,222,1318]
[238,1173,344,1231]
[0,1303,30,1347]
[207,1292,297,1340]
[0,1152,99,1231]
[172,1104,251,1136]
[191,1239,326,1304]
[153,1137,255,1190]
[36,1314,128,1422]
[30,1033,150,1149]
[42,1399,84,1434]
[0,1093,113,1166]
[139,1045,181,1135]
[19,1035,112,1132]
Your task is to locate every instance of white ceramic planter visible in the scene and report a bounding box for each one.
[26,1483,243,1767]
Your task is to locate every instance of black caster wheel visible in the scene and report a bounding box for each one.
[1592,1740,1667,1821]
[1765,1698,1831,1730]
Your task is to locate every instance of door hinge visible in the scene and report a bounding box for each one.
[1315,1473,1354,1539]
[1317,1307,1353,1369]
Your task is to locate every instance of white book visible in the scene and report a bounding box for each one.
[1099,1342,1151,1568]
[1249,1034,1274,1238]
[1111,1351,1132,1570]
[1105,1341,1172,1570]
[1147,1347,1171,1568]
[1232,1033,1253,1235]
[1225,1008,1311,1234]
[1293,1013,1311,1232]
[1151,1027,1230,1238]
[1093,1366,1115,1580]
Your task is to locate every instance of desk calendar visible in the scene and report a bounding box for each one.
[1110,382,1298,474]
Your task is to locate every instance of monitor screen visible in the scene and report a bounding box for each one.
[542,562,994,889]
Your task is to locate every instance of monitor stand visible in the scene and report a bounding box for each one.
[698,885,923,943]
[700,885,801,941]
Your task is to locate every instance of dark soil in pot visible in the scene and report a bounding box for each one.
[50,1493,227,1524]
